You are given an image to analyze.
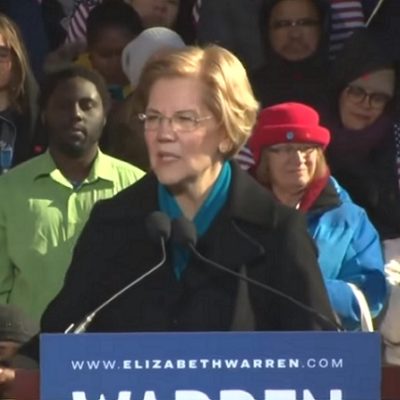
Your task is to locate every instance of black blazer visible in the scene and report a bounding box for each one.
[39,162,335,333]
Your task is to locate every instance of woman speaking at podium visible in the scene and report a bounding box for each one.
[13,45,337,372]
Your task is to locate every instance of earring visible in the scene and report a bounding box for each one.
[219,141,231,154]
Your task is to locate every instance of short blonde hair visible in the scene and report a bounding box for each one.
[0,14,34,112]
[135,45,259,158]
[255,147,329,188]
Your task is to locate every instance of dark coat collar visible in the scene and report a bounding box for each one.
[226,161,281,230]
[109,161,280,231]
[308,178,341,215]
[97,162,281,271]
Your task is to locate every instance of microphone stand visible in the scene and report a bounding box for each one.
[65,238,167,334]
[188,243,344,332]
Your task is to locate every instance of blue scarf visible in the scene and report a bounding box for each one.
[158,162,232,279]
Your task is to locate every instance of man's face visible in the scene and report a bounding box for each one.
[268,0,321,61]
[43,77,105,158]
[129,0,179,28]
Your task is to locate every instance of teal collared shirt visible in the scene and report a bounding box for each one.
[159,162,232,279]
[0,150,145,321]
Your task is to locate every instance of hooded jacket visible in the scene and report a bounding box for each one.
[249,0,331,111]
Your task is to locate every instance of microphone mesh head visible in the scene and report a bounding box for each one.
[146,212,171,242]
[171,217,197,247]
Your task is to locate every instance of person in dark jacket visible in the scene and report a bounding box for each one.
[250,0,331,111]
[103,27,186,171]
[323,28,400,242]
[85,0,144,90]
[14,45,336,366]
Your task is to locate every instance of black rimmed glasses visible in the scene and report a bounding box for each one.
[138,112,213,132]
[345,85,393,109]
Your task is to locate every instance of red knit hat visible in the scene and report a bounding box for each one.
[249,102,331,167]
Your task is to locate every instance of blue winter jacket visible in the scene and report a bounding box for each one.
[306,177,387,329]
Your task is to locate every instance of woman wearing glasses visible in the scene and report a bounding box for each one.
[249,102,387,330]
[324,29,400,364]
[23,45,336,345]
[323,28,399,242]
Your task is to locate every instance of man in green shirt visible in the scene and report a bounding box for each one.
[0,66,145,322]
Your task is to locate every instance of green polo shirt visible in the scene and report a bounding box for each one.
[0,150,145,322]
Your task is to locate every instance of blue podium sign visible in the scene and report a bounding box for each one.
[40,331,380,400]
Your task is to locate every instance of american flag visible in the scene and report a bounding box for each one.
[329,0,365,58]
[234,145,256,171]
[65,0,102,44]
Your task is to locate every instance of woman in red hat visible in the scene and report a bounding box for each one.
[249,102,387,330]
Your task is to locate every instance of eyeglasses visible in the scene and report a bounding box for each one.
[138,112,213,132]
[267,144,317,156]
[271,18,320,30]
[345,85,393,109]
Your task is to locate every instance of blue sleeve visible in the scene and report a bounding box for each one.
[325,209,387,329]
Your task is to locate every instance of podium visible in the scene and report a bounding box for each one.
[3,332,397,400]
[3,365,400,400]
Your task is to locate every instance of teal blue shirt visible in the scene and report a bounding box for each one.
[0,150,145,321]
[159,162,232,279]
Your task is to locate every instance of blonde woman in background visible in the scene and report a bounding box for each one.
[0,14,38,173]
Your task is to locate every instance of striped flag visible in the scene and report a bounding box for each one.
[234,145,256,171]
[65,0,102,44]
[329,0,365,58]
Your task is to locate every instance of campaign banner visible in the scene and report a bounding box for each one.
[40,331,380,400]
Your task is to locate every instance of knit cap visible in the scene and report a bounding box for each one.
[0,304,39,344]
[122,27,186,87]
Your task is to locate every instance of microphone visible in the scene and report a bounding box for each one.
[64,211,171,334]
[171,217,343,332]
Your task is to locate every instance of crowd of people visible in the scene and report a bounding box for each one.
[0,0,397,379]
